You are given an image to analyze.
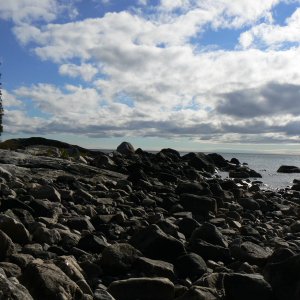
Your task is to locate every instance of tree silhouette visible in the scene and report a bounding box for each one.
[0,63,3,135]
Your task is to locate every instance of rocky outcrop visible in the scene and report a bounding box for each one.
[0,137,298,299]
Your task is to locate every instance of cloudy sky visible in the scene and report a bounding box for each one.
[0,0,300,153]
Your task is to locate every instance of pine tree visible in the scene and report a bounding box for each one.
[0,63,3,135]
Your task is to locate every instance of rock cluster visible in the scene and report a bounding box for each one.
[0,138,298,299]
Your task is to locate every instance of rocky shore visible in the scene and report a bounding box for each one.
[0,137,299,299]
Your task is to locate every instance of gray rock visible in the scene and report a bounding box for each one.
[135,256,175,280]
[116,142,135,155]
[0,262,21,278]
[264,254,300,300]
[223,273,272,300]
[30,185,61,202]
[190,222,228,248]
[175,286,219,300]
[0,229,16,260]
[175,253,207,280]
[180,194,217,216]
[22,260,84,300]
[230,240,272,266]
[277,165,300,173]
[130,224,186,262]
[0,214,30,244]
[237,198,260,211]
[108,277,174,300]
[0,272,33,300]
[100,243,142,275]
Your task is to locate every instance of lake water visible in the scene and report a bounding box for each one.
[218,153,300,190]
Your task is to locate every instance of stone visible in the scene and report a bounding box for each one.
[130,224,186,262]
[177,217,200,238]
[116,142,135,156]
[78,234,109,253]
[190,222,228,248]
[175,286,219,300]
[176,182,211,196]
[175,253,207,280]
[277,165,300,173]
[30,185,61,202]
[264,254,300,300]
[108,277,174,300]
[180,194,217,216]
[230,240,272,266]
[135,257,175,280]
[0,214,30,244]
[94,288,116,300]
[32,227,61,245]
[66,217,95,232]
[22,260,84,300]
[100,243,142,275]
[0,272,33,300]
[223,273,272,300]
[0,229,16,260]
[190,239,231,263]
[237,198,260,211]
[0,262,22,278]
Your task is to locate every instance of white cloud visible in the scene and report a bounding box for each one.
[59,63,98,81]
[2,90,23,107]
[239,7,300,49]
[0,0,77,24]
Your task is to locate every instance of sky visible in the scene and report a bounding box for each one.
[0,0,300,153]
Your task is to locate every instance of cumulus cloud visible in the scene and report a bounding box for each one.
[0,0,77,24]
[239,7,300,49]
[2,0,300,144]
[59,63,98,81]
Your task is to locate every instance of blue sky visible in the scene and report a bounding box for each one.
[0,0,300,153]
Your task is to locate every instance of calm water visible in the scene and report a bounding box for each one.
[219,153,300,190]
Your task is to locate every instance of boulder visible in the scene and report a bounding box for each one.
[223,273,272,300]
[130,225,186,262]
[230,240,272,266]
[0,229,16,260]
[116,142,135,155]
[190,222,228,248]
[135,257,175,280]
[264,254,300,300]
[175,253,207,280]
[100,243,142,275]
[0,271,33,300]
[22,260,84,300]
[180,194,217,216]
[0,214,30,244]
[175,286,219,300]
[277,165,300,173]
[108,277,174,300]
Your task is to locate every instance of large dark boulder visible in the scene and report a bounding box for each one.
[116,142,135,155]
[108,278,174,300]
[180,194,217,216]
[223,273,272,300]
[277,165,300,173]
[130,225,186,262]
[264,254,300,300]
